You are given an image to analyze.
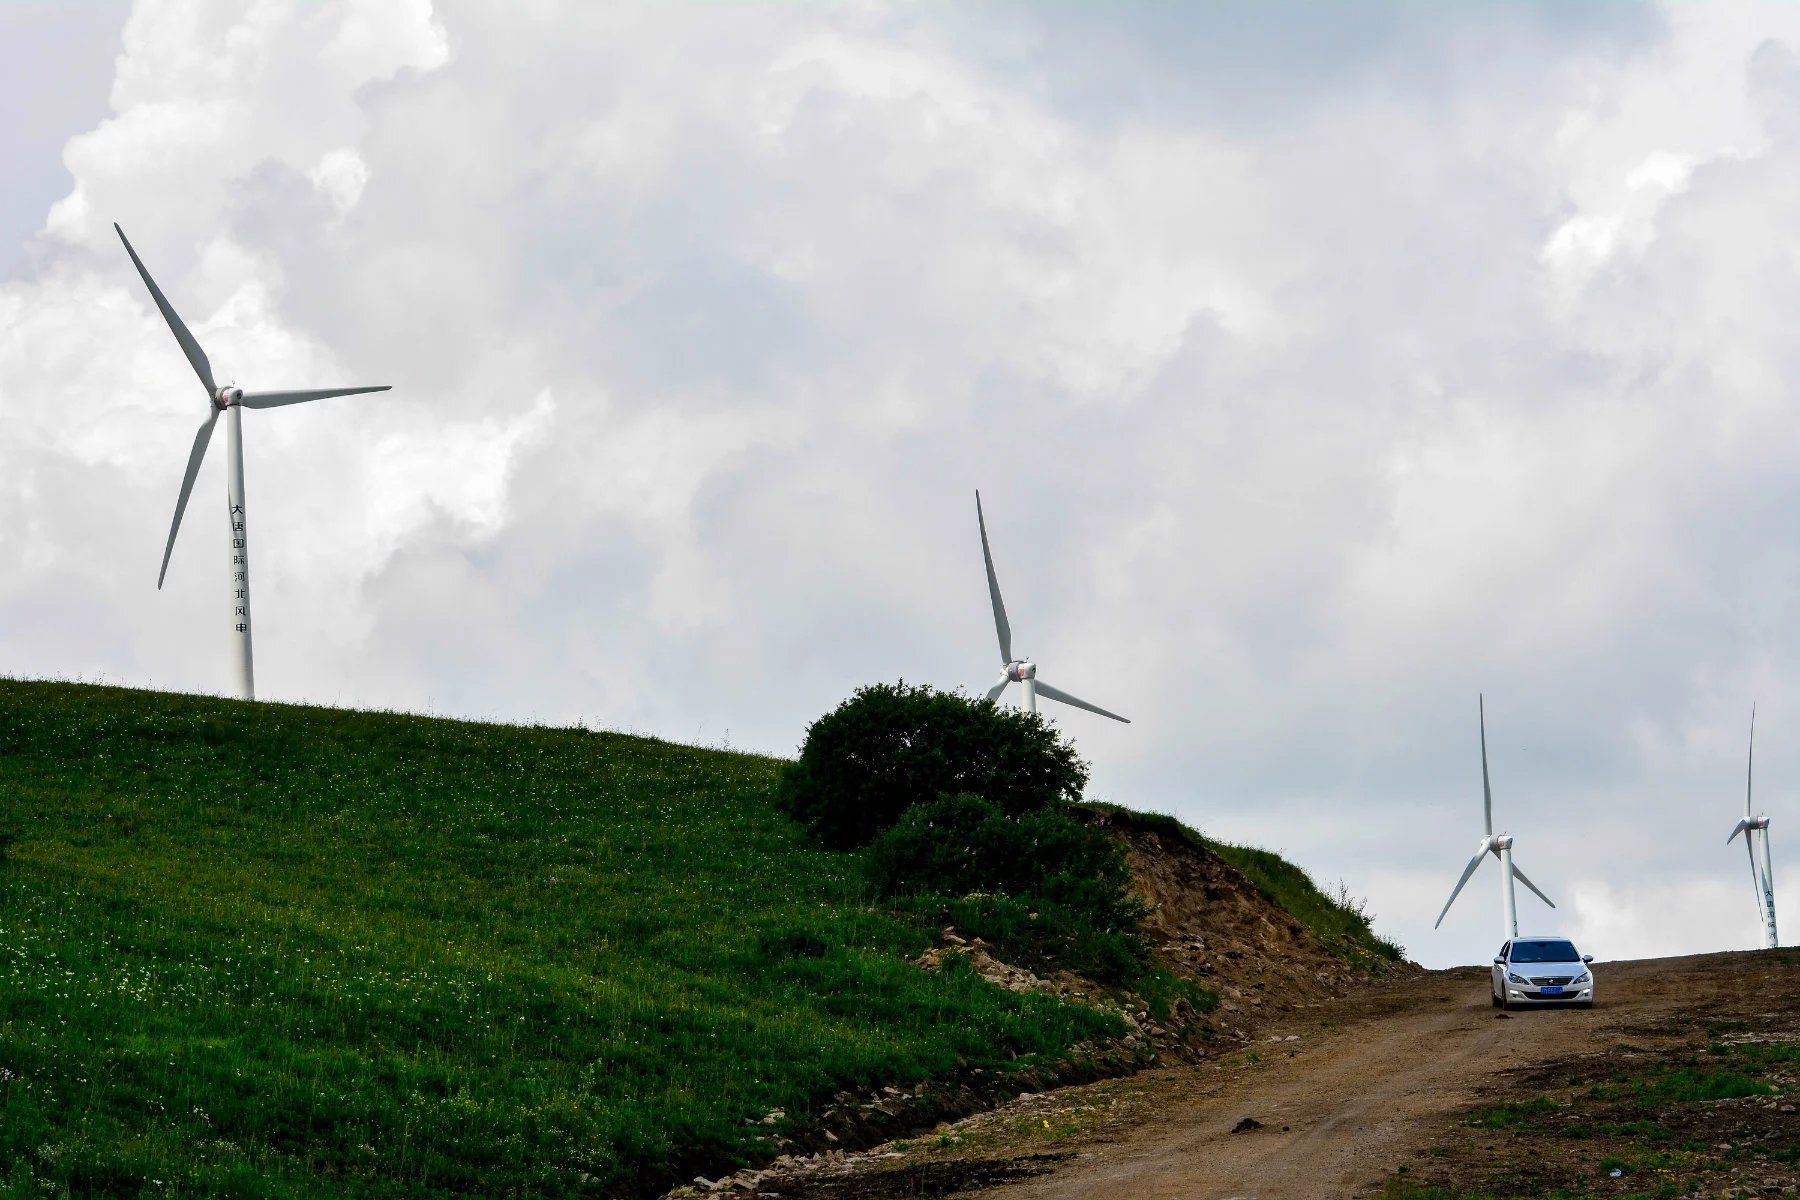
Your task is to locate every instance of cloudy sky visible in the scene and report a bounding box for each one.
[6,0,1800,968]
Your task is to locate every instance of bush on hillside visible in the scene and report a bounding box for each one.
[867,793,1148,981]
[778,682,1088,849]
[866,794,1141,929]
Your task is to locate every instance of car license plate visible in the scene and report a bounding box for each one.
[1540,986,1563,995]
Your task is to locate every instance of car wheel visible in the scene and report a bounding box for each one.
[1490,988,1501,1008]
[1499,992,1510,1011]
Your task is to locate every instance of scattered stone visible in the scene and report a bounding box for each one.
[1231,1117,1264,1134]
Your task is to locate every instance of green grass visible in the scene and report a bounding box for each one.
[1081,805,1406,964]
[0,680,1125,1198]
[1470,1096,1560,1129]
[1587,1038,1793,1106]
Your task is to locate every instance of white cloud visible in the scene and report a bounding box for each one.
[6,1,1800,969]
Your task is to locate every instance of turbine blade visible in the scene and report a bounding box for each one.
[115,224,215,397]
[985,674,1011,703]
[1747,703,1757,820]
[1033,679,1129,724]
[1728,818,1749,845]
[239,385,391,409]
[158,411,219,588]
[975,491,1012,664]
[1509,861,1556,909]
[1747,834,1768,924]
[1479,694,1493,837]
[1435,847,1489,928]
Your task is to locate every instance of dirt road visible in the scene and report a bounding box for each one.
[958,950,1794,1200]
[964,965,1575,1199]
[770,948,1797,1200]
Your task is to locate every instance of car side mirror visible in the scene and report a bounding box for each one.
[1492,957,1504,966]
[1582,955,1593,963]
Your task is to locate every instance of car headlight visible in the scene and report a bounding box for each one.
[1507,972,1529,985]
[1573,972,1590,985]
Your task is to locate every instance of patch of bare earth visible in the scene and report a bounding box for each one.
[1386,948,1800,1200]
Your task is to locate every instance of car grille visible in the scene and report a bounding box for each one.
[1529,976,1574,986]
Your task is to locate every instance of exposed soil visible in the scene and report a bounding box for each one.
[756,949,1798,1200]
[1104,813,1414,1030]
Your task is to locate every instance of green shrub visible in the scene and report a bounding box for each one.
[777,682,1088,848]
[867,794,1139,929]
[867,794,1148,981]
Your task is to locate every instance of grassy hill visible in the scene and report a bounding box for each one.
[0,681,1123,1198]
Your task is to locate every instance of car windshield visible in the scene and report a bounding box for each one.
[1510,940,1579,963]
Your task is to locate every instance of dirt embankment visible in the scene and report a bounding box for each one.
[917,811,1415,1055]
[1102,812,1414,1032]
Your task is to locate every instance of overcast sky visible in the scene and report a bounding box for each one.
[5,0,1800,969]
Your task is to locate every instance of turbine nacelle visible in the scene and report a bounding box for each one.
[1006,660,1037,683]
[1728,814,1773,843]
[213,386,243,410]
[1485,833,1514,853]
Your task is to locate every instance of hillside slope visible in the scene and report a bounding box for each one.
[0,681,1398,1198]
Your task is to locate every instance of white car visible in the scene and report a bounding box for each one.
[1490,936,1595,1009]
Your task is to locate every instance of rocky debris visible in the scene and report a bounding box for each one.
[663,1082,1135,1199]
[658,1047,1147,1200]
[1230,1116,1264,1134]
[913,937,1215,1057]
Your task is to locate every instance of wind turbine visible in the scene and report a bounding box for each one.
[116,223,390,701]
[1435,695,1557,940]
[1727,705,1779,949]
[973,491,1128,724]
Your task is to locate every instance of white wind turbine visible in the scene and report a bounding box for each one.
[1727,705,1779,949]
[974,491,1128,724]
[1435,695,1557,940]
[116,224,390,701]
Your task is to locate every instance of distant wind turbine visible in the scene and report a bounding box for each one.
[973,491,1128,724]
[1435,695,1557,940]
[1727,705,1779,949]
[116,223,390,701]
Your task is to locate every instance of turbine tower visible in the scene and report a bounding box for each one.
[974,491,1128,724]
[116,224,390,701]
[1727,705,1779,949]
[1435,695,1557,940]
